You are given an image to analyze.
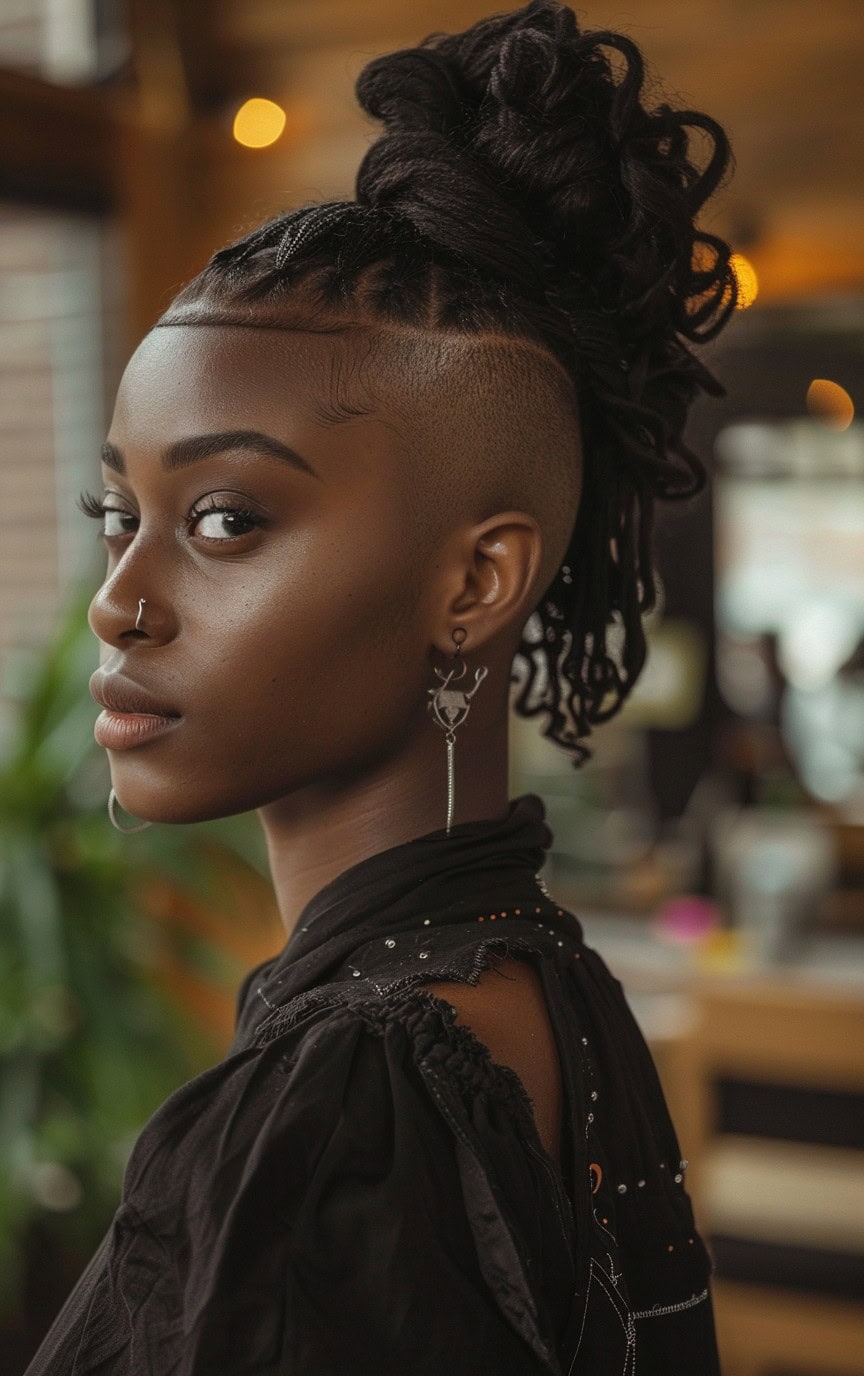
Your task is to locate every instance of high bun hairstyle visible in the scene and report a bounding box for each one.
[161,0,738,768]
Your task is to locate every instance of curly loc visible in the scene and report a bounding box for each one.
[159,0,738,768]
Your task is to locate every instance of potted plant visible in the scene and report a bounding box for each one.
[0,581,281,1366]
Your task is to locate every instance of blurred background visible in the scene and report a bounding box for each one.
[1,1,862,1372]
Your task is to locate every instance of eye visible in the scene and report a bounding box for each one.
[191,499,263,542]
[76,490,265,544]
[77,491,137,538]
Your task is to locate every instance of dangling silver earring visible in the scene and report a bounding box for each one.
[108,786,152,833]
[427,626,488,835]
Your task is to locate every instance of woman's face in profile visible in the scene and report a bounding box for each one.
[88,324,432,825]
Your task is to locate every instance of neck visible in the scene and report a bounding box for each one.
[257,712,510,942]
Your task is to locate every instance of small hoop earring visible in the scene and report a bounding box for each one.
[108,786,152,833]
[427,626,488,835]
[135,599,146,631]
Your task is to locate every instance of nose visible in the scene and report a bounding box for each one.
[89,584,152,648]
[87,548,170,649]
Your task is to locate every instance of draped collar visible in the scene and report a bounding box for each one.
[231,792,567,1050]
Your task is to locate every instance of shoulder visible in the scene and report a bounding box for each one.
[256,981,545,1117]
[121,975,564,1226]
[101,993,567,1375]
[124,994,464,1219]
[416,956,563,1165]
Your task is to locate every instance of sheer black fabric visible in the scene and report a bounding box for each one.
[24,794,722,1375]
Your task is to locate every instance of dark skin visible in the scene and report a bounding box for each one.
[90,322,565,1164]
[88,324,547,944]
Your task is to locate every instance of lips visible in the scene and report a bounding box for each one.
[89,671,179,718]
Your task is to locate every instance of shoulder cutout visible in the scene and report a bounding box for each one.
[418,956,563,1166]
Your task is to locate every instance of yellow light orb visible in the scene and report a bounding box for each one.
[233,98,287,149]
[730,252,758,309]
[806,378,855,430]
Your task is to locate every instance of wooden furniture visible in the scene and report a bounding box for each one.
[669,979,864,1376]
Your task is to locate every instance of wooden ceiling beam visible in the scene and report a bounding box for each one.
[213,0,481,52]
[213,0,863,53]
[128,0,193,131]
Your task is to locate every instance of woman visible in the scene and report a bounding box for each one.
[26,2,737,1372]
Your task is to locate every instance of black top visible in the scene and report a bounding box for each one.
[24,793,722,1375]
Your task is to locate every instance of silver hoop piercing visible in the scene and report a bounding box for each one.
[135,598,146,630]
[108,786,152,833]
[427,626,488,835]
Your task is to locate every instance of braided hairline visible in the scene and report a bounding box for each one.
[201,199,638,381]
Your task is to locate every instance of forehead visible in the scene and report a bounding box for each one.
[110,324,382,438]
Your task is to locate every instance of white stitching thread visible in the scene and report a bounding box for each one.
[631,1288,709,1319]
[592,1209,619,1247]
[592,1270,637,1376]
[593,1255,632,1318]
[567,1258,595,1374]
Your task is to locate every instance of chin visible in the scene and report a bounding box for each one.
[134,793,263,828]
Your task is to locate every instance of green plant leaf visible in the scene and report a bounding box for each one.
[0,579,273,1320]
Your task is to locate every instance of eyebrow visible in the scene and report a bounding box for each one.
[101,429,319,478]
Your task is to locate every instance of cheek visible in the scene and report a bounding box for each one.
[194,533,423,748]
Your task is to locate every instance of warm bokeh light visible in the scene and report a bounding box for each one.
[232,97,287,149]
[730,252,759,309]
[806,378,855,430]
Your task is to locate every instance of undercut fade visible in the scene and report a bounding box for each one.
[157,0,737,767]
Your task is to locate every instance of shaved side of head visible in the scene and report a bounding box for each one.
[358,329,583,607]
[158,300,584,629]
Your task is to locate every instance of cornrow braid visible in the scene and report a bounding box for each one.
[160,0,738,768]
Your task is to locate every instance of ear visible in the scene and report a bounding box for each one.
[433,511,543,656]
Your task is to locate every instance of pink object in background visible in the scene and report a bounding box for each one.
[653,895,723,944]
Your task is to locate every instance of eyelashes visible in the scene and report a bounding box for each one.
[77,490,112,519]
[76,490,265,543]
[77,491,137,539]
